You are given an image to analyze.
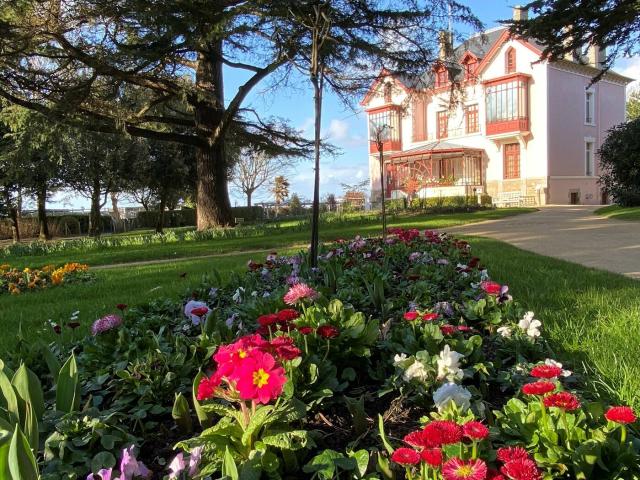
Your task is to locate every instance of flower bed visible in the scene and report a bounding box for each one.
[0,229,637,480]
[0,262,93,295]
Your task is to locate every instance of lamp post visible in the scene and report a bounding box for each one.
[371,123,392,240]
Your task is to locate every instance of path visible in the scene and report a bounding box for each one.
[443,205,640,280]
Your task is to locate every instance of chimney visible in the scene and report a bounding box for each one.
[438,30,452,60]
[513,5,528,21]
[587,44,607,68]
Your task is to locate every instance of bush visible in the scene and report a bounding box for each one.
[0,214,114,240]
[599,118,640,206]
[136,207,263,228]
[385,195,493,213]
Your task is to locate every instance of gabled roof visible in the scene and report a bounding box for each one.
[359,68,416,106]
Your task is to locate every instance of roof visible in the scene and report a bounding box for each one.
[390,141,484,159]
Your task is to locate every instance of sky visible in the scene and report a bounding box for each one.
[47,0,640,210]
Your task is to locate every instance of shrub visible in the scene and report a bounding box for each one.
[599,118,640,206]
[0,214,114,240]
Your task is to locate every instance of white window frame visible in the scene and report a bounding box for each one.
[585,138,595,176]
[585,89,595,126]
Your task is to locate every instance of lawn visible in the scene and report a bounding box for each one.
[4,208,533,269]
[594,204,640,221]
[469,236,640,409]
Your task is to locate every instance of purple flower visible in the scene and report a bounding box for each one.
[498,285,513,304]
[86,469,113,480]
[168,453,185,479]
[434,301,454,317]
[188,447,203,476]
[408,252,422,263]
[120,446,151,480]
[437,258,450,266]
[90,314,123,336]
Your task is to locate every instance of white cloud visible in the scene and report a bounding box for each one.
[326,118,350,141]
[616,57,640,92]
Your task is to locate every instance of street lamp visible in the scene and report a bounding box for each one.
[371,123,392,239]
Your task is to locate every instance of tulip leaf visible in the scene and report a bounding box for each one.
[192,372,210,428]
[8,424,39,480]
[56,353,80,413]
[0,369,20,426]
[171,393,192,434]
[22,402,38,454]
[12,365,45,420]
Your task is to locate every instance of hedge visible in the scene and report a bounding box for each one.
[135,206,264,228]
[0,214,114,240]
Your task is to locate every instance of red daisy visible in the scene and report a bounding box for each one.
[500,457,542,480]
[521,381,556,396]
[480,281,501,296]
[403,431,427,449]
[422,420,463,447]
[297,326,314,335]
[316,325,340,339]
[496,446,530,464]
[422,313,439,322]
[543,392,581,411]
[604,406,637,424]
[404,311,419,321]
[440,325,456,335]
[420,448,443,467]
[191,306,209,317]
[269,336,301,360]
[277,309,299,323]
[462,421,489,441]
[442,457,487,480]
[530,365,562,379]
[391,448,420,466]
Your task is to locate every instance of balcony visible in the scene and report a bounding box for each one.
[486,117,529,136]
[369,139,402,154]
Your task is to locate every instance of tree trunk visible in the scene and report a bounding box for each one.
[3,188,20,243]
[110,192,122,232]
[36,183,50,240]
[246,190,252,208]
[89,175,103,237]
[156,195,166,234]
[309,73,324,268]
[193,42,234,230]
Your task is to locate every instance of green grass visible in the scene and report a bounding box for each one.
[5,208,534,269]
[468,236,640,409]
[594,205,640,221]
[0,250,282,352]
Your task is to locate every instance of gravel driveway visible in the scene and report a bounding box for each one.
[445,206,640,280]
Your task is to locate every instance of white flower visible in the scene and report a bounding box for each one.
[518,311,542,338]
[497,326,512,338]
[184,300,210,326]
[393,353,408,366]
[403,361,429,382]
[545,358,572,377]
[437,345,465,381]
[480,269,489,281]
[251,290,258,297]
[433,382,472,412]
[232,287,245,303]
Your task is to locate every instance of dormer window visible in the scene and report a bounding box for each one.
[461,53,478,81]
[383,82,393,103]
[505,47,516,74]
[435,66,448,88]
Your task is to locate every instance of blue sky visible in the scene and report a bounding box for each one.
[49,1,639,210]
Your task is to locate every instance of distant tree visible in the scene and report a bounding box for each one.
[231,148,296,208]
[507,0,640,73]
[627,89,640,120]
[64,131,145,237]
[289,193,304,215]
[325,193,338,212]
[272,176,290,216]
[598,118,640,206]
[0,107,67,240]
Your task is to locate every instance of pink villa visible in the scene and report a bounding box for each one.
[362,7,633,206]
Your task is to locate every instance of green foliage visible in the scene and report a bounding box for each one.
[56,354,80,414]
[386,195,492,213]
[599,118,640,206]
[627,89,640,120]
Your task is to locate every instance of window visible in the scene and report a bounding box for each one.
[585,141,595,176]
[412,98,428,142]
[465,105,479,134]
[585,90,595,124]
[383,82,392,103]
[464,60,478,81]
[368,108,401,143]
[505,47,516,74]
[503,143,520,179]
[435,67,448,88]
[437,111,448,139]
[485,78,528,123]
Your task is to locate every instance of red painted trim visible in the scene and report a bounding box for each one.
[482,72,531,87]
[364,104,403,114]
[475,30,542,76]
[360,68,412,106]
[390,147,483,159]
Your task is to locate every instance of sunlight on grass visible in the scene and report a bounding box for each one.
[594,205,640,221]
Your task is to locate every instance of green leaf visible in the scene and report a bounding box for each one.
[172,393,193,434]
[303,449,343,478]
[8,425,39,480]
[261,430,310,451]
[192,372,210,428]
[22,402,38,454]
[349,449,370,477]
[0,424,12,480]
[37,342,60,383]
[241,405,273,446]
[56,353,80,413]
[91,451,116,473]
[0,369,20,426]
[377,415,394,455]
[222,446,239,480]
[12,365,45,420]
